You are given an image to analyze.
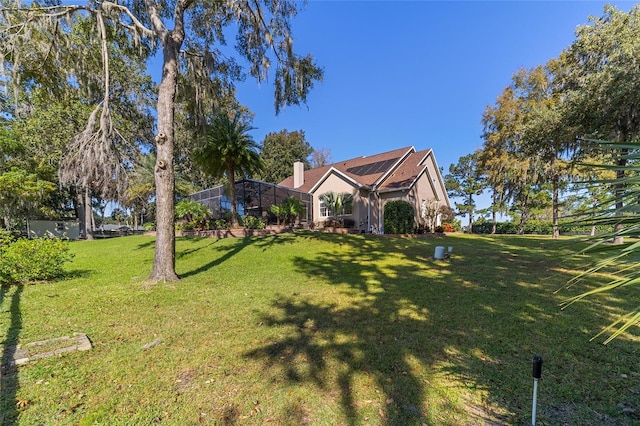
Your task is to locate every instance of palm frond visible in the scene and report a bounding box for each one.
[562,138,640,342]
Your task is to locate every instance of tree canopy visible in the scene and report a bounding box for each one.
[259,129,313,184]
[192,112,263,227]
[444,153,485,232]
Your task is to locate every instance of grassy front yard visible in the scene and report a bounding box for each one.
[1,232,639,425]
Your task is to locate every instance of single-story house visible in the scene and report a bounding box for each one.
[278,146,451,233]
[28,219,80,239]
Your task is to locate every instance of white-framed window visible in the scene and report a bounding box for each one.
[319,201,353,217]
[319,201,333,218]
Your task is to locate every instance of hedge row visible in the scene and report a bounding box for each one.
[471,220,613,235]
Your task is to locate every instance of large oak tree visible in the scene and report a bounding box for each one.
[560,4,640,244]
[1,0,322,281]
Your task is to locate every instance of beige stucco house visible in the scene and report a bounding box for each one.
[278,146,451,233]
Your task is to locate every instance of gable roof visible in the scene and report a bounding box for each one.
[377,149,432,192]
[279,146,415,193]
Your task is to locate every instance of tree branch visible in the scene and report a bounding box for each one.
[100,1,154,38]
[142,0,167,39]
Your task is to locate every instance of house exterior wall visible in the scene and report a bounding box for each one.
[29,220,80,239]
[312,173,362,228]
[412,169,444,227]
[358,187,374,233]
[422,156,448,206]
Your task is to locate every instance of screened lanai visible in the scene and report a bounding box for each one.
[189,179,313,225]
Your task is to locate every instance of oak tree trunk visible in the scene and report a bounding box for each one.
[77,192,86,238]
[149,36,181,282]
[467,194,473,233]
[552,171,559,239]
[84,187,94,240]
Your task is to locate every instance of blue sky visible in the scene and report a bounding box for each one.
[229,1,635,212]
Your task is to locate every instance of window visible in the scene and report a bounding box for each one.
[319,201,332,218]
[319,201,351,217]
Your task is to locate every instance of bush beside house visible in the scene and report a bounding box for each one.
[384,201,415,234]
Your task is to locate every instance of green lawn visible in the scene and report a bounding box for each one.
[1,232,639,425]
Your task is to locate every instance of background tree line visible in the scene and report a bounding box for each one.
[445,4,640,239]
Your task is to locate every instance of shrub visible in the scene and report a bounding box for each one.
[342,218,356,229]
[241,215,266,230]
[323,218,340,228]
[175,199,211,222]
[213,219,230,230]
[470,220,608,235]
[0,229,14,247]
[415,224,430,234]
[175,219,205,231]
[441,223,456,233]
[444,221,462,232]
[0,237,74,284]
[384,200,415,234]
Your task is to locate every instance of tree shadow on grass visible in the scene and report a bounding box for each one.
[0,284,23,425]
[176,239,220,260]
[135,239,156,250]
[178,233,303,279]
[251,232,300,251]
[245,234,636,425]
[63,269,93,280]
[179,236,255,279]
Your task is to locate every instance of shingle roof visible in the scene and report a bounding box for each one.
[378,149,432,192]
[279,146,425,192]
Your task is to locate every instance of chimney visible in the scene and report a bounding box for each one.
[293,161,304,188]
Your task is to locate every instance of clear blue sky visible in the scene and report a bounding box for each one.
[229,1,634,211]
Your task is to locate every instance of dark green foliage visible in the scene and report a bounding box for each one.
[342,218,355,229]
[259,130,313,184]
[0,234,73,284]
[471,220,612,235]
[175,199,211,222]
[269,196,305,225]
[444,153,486,231]
[193,112,263,227]
[240,215,265,229]
[212,219,230,229]
[384,200,415,234]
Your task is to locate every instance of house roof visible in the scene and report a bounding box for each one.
[279,146,415,193]
[378,149,433,192]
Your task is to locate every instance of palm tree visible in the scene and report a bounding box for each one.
[318,191,353,226]
[193,112,263,227]
[283,196,305,226]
